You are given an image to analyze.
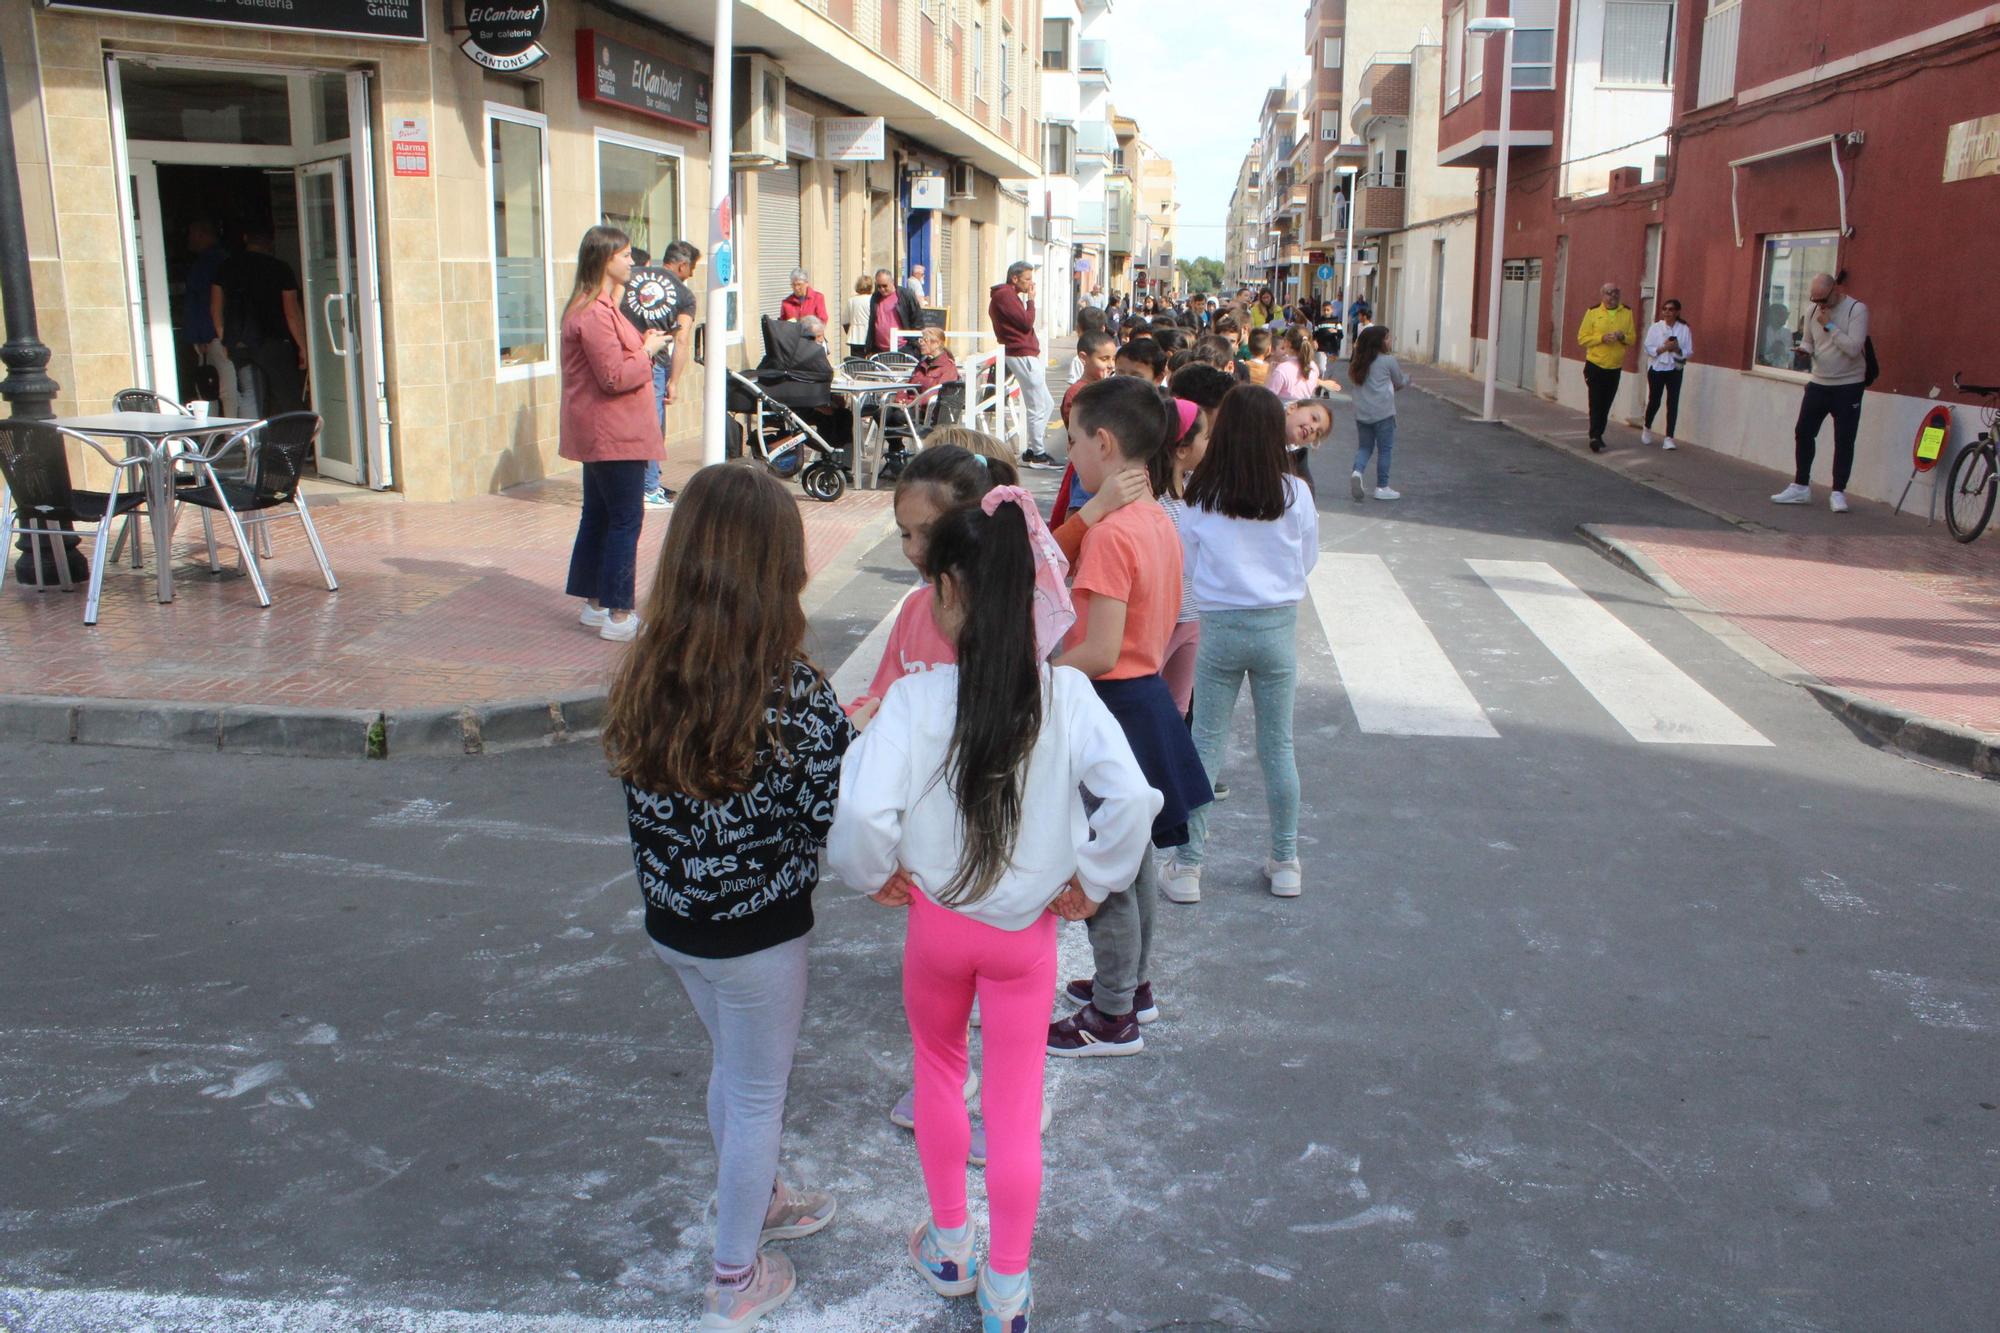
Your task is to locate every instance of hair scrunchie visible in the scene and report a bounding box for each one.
[981,485,1076,661]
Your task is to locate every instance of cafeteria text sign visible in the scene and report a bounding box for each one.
[49,0,425,40]
[576,29,711,130]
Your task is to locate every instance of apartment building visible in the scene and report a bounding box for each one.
[1226,146,1264,290]
[5,0,1040,500]
[1254,73,1307,298]
[1135,141,1179,297]
[1442,0,2000,504]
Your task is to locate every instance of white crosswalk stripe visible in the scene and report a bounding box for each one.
[1469,559,1771,746]
[1308,554,1498,738]
[828,585,917,704]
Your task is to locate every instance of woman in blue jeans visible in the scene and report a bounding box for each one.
[1344,325,1410,502]
[1162,385,1321,902]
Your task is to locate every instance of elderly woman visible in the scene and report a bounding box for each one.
[779,269,828,324]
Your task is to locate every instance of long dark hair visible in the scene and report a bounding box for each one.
[1183,384,1289,521]
[565,224,630,320]
[1146,389,1194,499]
[605,464,808,798]
[921,502,1043,906]
[1348,324,1391,388]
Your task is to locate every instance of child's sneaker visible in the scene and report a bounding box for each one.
[909,1220,979,1297]
[1373,487,1400,501]
[978,1266,1034,1332]
[1263,858,1303,898]
[1061,978,1158,1024]
[1160,858,1202,904]
[889,1066,981,1129]
[760,1180,836,1243]
[699,1250,796,1330]
[1046,1002,1142,1057]
[1349,470,1366,501]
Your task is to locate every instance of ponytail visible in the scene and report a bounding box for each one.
[922,503,1043,905]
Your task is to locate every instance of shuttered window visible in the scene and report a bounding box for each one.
[1603,1,1675,86]
[754,169,803,331]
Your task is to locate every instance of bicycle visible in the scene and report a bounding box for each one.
[1944,373,2000,542]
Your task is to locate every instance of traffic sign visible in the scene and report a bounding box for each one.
[1317,263,1335,281]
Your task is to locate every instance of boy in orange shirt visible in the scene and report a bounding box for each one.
[1051,329,1122,525]
[1047,376,1213,1057]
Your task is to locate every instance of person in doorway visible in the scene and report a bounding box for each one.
[559,225,669,643]
[1641,299,1692,451]
[780,269,829,324]
[182,219,236,415]
[639,239,701,509]
[1772,271,1870,513]
[212,229,308,419]
[1575,282,1636,452]
[845,274,874,359]
[866,268,922,356]
[988,260,1058,469]
[905,263,929,308]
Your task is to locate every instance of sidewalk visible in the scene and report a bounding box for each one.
[1403,361,2000,776]
[0,460,893,758]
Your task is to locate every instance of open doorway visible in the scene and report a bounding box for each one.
[153,164,301,406]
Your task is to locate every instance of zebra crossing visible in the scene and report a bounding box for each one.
[822,554,1770,749]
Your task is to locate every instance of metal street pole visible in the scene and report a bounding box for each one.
[1472,19,1517,423]
[0,44,57,424]
[701,0,734,466]
[1339,165,1356,353]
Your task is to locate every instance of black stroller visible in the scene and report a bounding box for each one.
[726,316,847,502]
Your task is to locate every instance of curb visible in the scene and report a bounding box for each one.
[1577,523,2000,781]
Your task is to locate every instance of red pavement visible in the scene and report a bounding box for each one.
[0,474,892,713]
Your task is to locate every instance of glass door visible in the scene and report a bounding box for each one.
[296,158,363,484]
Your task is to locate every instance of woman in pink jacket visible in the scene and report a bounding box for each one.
[561,225,669,643]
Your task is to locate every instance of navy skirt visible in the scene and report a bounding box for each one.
[1093,674,1213,848]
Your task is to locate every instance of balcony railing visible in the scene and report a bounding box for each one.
[1698,0,1742,106]
[1079,39,1109,71]
[1077,119,1112,156]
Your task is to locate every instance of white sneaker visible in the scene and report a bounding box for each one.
[1263,859,1303,898]
[1641,429,1654,446]
[1662,436,1677,451]
[600,613,642,642]
[579,603,609,628]
[1374,487,1400,501]
[1160,858,1202,904]
[1349,470,1365,502]
[1771,483,1812,505]
[1830,491,1850,513]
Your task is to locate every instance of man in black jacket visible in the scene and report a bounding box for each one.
[863,268,921,355]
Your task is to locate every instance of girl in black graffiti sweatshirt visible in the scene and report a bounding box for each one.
[601,463,852,1327]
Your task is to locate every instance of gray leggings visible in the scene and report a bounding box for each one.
[1182,605,1301,866]
[652,935,809,1270]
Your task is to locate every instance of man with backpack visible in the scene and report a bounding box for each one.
[1772,271,1871,514]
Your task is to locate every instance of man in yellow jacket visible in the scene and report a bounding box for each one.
[1576,282,1636,452]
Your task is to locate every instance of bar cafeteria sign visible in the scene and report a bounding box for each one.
[461,2,548,72]
[576,30,711,131]
[47,0,424,40]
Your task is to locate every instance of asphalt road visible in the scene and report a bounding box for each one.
[3,388,1996,1332]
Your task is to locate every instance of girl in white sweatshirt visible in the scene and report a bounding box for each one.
[827,488,1158,1333]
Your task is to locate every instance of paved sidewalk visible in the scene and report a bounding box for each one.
[1401,361,2000,774]
[0,462,893,756]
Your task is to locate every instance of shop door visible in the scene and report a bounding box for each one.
[296,159,364,484]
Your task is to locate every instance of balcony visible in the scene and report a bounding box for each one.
[1079,39,1109,83]
[1356,57,1411,132]
[1278,244,1305,266]
[1077,119,1112,156]
[1697,0,1742,106]
[1436,28,1556,168]
[1352,170,1405,233]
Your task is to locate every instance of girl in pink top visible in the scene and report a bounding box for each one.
[1262,326,1323,403]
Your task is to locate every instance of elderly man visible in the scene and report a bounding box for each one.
[904,263,929,306]
[1772,271,1870,513]
[1575,281,1636,452]
[780,269,828,324]
[988,259,1056,467]
[865,267,922,355]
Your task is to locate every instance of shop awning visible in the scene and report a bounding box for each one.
[1728,133,1856,248]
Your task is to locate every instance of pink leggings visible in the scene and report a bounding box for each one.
[1162,619,1202,717]
[903,889,1057,1275]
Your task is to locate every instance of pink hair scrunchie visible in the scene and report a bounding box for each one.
[981,484,1077,661]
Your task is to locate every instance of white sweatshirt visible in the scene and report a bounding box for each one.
[826,666,1161,931]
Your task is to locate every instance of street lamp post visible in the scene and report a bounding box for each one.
[0,45,57,425]
[1469,15,1517,423]
[1338,164,1357,353]
[701,0,734,466]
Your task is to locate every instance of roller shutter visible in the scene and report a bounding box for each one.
[754,169,803,333]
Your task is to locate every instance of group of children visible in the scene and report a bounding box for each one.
[597,313,1416,1330]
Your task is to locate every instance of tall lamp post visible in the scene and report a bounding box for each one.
[1338,163,1357,350]
[1468,14,1516,423]
[0,45,57,425]
[700,0,734,466]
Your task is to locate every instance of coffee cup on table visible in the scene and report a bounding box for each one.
[188,400,211,421]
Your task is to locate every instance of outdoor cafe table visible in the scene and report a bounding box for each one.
[830,378,919,489]
[50,413,257,603]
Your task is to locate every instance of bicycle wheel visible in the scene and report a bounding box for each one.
[1944,440,1997,543]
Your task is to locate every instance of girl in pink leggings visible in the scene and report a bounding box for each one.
[829,490,1159,1331]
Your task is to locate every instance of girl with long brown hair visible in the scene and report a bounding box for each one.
[559,224,668,642]
[603,463,849,1330]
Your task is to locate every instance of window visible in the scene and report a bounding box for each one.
[1753,232,1838,373]
[1445,6,1465,108]
[1044,122,1076,176]
[972,19,985,99]
[1603,0,1676,86]
[1001,23,1014,120]
[1321,110,1340,141]
[1042,17,1071,70]
[1321,36,1344,69]
[596,133,682,263]
[1465,0,1485,98]
[1513,0,1559,89]
[486,106,552,373]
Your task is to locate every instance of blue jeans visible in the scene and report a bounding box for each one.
[565,460,647,612]
[1181,606,1301,866]
[642,362,669,494]
[1353,415,1397,487]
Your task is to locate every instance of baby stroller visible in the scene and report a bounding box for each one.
[726,316,847,502]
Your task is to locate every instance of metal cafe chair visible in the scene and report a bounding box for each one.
[0,420,153,624]
[171,411,338,608]
[870,350,920,374]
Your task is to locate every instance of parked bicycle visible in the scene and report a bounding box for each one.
[1944,373,2000,542]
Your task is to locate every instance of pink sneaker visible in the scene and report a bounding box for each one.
[699,1249,795,1330]
[761,1179,836,1243]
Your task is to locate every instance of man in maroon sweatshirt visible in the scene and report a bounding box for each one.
[988,260,1057,467]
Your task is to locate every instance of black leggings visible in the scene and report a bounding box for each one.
[1583,362,1622,441]
[1644,367,1683,435]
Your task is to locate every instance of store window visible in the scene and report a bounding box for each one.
[1603,0,1676,86]
[597,133,682,261]
[487,106,552,373]
[1753,232,1837,374]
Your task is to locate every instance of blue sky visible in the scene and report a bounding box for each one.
[1103,0,1299,262]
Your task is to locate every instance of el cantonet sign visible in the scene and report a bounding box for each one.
[461,2,549,72]
[576,29,712,131]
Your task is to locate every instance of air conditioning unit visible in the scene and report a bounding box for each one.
[948,162,978,199]
[732,54,787,168]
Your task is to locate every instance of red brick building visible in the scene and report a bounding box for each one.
[1441,0,2000,504]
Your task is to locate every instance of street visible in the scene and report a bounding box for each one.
[3,389,1996,1333]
